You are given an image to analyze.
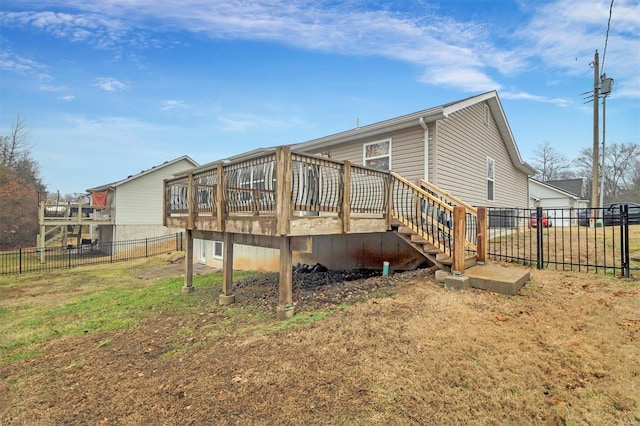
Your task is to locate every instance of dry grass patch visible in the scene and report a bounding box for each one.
[0,258,638,425]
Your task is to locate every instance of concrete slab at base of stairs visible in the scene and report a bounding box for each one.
[463,264,530,296]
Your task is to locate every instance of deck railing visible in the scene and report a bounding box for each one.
[39,202,114,223]
[164,146,484,271]
[164,147,390,221]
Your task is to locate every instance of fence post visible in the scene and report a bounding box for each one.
[621,204,630,278]
[68,248,72,269]
[145,238,149,258]
[19,249,22,274]
[536,207,544,269]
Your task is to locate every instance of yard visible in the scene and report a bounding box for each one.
[0,253,639,425]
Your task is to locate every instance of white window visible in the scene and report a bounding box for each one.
[487,157,495,202]
[213,241,223,260]
[363,139,391,171]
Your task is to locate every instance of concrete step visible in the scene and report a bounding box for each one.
[441,264,530,295]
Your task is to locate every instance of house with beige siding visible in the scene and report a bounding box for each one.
[86,156,198,244]
[188,91,534,272]
[293,90,533,208]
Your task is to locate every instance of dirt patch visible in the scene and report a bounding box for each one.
[1,262,639,425]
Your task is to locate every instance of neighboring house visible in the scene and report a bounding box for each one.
[528,178,589,226]
[545,179,585,199]
[86,156,199,244]
[190,90,535,271]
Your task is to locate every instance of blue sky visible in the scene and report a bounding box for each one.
[1,0,639,195]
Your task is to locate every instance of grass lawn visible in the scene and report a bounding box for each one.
[1,253,639,424]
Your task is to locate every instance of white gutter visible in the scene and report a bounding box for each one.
[419,117,429,182]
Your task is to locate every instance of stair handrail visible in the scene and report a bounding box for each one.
[419,178,477,214]
[389,171,454,257]
[390,172,454,213]
[390,172,479,262]
[420,178,478,252]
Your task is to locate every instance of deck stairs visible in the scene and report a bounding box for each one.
[41,224,84,248]
[393,224,476,271]
[389,173,529,295]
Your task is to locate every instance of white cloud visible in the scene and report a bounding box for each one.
[216,113,291,133]
[0,50,46,74]
[40,84,66,92]
[4,0,638,100]
[58,95,75,102]
[501,91,571,107]
[519,0,640,98]
[423,67,501,93]
[160,100,187,111]
[95,77,127,91]
[0,10,130,50]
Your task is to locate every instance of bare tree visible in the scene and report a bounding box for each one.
[573,143,640,204]
[530,141,571,181]
[0,115,45,248]
[604,143,640,202]
[573,147,594,201]
[0,114,31,169]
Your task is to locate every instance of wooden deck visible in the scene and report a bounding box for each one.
[37,202,114,251]
[164,146,487,319]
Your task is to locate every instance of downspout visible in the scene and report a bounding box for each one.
[419,117,429,182]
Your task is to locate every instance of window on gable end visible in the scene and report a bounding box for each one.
[487,157,495,202]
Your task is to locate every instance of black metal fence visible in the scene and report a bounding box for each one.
[0,233,185,276]
[488,206,637,277]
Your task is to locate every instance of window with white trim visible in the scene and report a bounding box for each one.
[487,157,495,202]
[213,241,223,260]
[363,139,391,171]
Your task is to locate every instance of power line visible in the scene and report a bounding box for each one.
[601,0,614,75]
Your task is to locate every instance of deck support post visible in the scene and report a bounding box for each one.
[182,229,195,293]
[38,202,46,263]
[452,206,466,275]
[476,207,488,265]
[276,236,294,320]
[219,232,235,305]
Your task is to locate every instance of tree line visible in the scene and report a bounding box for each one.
[1,115,639,250]
[1,115,46,250]
[531,141,640,203]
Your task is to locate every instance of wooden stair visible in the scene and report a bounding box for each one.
[393,224,476,272]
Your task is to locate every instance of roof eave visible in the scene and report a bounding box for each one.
[292,109,446,152]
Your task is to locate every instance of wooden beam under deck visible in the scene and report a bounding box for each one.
[169,214,388,237]
[191,230,312,253]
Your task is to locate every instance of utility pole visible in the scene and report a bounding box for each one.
[591,50,600,226]
[599,74,614,210]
